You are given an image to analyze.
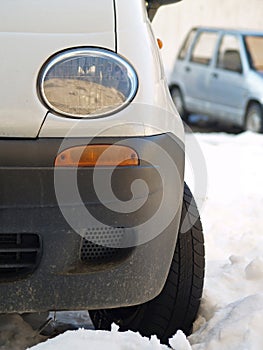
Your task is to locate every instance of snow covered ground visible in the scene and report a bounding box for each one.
[185,131,263,350]
[1,130,263,350]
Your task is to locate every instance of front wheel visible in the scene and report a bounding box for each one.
[245,103,263,133]
[89,184,205,344]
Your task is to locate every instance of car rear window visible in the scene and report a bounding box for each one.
[244,35,263,72]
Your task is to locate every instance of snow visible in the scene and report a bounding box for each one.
[185,131,263,350]
[0,314,45,350]
[1,131,263,350]
[29,325,169,350]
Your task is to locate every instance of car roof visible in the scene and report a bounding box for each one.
[192,26,263,36]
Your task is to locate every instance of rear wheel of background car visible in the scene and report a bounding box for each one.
[245,102,263,133]
[89,183,205,345]
[170,87,189,122]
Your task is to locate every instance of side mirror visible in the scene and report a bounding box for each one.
[147,0,182,20]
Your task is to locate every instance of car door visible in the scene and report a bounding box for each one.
[183,29,220,115]
[208,33,247,124]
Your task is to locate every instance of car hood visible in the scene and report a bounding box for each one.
[0,0,115,137]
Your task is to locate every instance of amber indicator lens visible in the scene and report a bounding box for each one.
[55,145,139,167]
[157,38,163,49]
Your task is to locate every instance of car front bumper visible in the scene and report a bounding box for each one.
[0,133,184,313]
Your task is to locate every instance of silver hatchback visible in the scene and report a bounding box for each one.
[170,27,263,132]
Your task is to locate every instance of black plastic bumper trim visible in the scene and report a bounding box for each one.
[0,133,184,312]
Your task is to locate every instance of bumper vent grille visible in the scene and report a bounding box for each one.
[0,233,41,282]
[80,227,131,264]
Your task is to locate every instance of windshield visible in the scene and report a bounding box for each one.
[244,35,263,72]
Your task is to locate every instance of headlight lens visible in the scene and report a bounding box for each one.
[38,48,138,118]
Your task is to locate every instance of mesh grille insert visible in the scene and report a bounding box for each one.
[80,227,132,264]
[0,233,41,282]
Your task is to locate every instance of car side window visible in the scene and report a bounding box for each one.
[216,34,242,73]
[178,29,197,60]
[190,31,218,65]
[244,35,263,71]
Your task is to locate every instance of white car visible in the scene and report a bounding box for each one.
[0,0,204,344]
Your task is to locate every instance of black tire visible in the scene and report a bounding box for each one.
[245,102,263,133]
[89,183,205,344]
[170,87,189,122]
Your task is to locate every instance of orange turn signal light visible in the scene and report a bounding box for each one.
[157,38,163,49]
[55,145,139,167]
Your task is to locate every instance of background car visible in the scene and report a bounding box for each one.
[169,27,263,132]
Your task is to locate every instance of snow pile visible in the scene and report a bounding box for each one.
[1,131,262,350]
[29,325,169,350]
[186,131,263,350]
[190,294,263,350]
[0,314,45,350]
[28,325,194,350]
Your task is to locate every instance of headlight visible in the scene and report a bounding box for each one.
[38,48,138,118]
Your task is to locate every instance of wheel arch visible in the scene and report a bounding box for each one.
[169,83,182,94]
[244,99,262,123]
[169,84,190,121]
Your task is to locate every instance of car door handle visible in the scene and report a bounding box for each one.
[211,72,218,78]
[185,66,191,73]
